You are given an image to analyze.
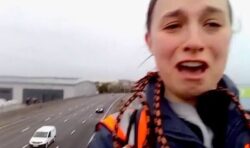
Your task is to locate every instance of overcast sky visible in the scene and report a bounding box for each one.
[0,0,249,83]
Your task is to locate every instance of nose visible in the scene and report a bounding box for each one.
[183,26,204,53]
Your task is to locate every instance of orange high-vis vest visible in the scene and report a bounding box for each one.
[245,144,250,148]
[100,114,126,141]
[97,108,149,147]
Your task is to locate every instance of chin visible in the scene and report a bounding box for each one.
[181,85,211,98]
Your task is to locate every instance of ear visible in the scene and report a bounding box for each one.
[145,32,153,52]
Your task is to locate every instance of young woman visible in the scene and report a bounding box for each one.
[88,0,250,147]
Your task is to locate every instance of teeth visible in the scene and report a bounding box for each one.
[180,62,203,67]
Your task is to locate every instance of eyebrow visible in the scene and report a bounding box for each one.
[203,6,224,14]
[162,6,224,19]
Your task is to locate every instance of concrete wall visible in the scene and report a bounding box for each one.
[0,81,98,103]
[0,83,75,103]
[74,81,98,97]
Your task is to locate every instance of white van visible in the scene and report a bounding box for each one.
[29,125,56,148]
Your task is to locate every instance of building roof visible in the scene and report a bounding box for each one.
[0,76,92,85]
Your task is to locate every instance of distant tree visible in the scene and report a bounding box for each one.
[97,81,134,93]
[98,82,109,93]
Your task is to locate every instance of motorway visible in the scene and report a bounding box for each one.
[0,93,126,148]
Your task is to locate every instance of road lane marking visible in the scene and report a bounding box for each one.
[21,126,30,133]
[64,119,68,123]
[0,118,28,130]
[71,130,76,135]
[88,95,126,145]
[102,95,124,120]
[22,144,28,148]
[87,133,96,145]
[87,95,126,145]
[45,117,51,121]
[82,120,86,124]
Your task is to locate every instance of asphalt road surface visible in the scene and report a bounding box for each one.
[0,93,126,148]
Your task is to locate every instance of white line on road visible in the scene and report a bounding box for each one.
[22,144,28,148]
[102,95,124,120]
[82,120,86,124]
[45,117,51,121]
[87,133,96,145]
[71,130,76,135]
[64,119,68,123]
[87,95,126,146]
[21,126,30,133]
[0,118,28,130]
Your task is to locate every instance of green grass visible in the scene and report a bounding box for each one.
[239,88,250,98]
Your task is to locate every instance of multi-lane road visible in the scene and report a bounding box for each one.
[0,93,126,148]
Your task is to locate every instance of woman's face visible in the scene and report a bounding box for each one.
[146,0,232,101]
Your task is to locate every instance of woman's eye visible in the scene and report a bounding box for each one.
[164,23,181,31]
[207,23,221,27]
[204,21,222,28]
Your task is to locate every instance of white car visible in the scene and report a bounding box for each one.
[95,106,104,113]
[29,125,56,148]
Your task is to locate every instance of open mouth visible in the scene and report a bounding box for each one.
[176,60,208,73]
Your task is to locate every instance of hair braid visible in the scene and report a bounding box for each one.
[151,75,170,148]
[113,72,158,147]
[218,88,250,129]
[113,72,250,148]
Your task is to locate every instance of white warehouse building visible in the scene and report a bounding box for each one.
[0,76,98,104]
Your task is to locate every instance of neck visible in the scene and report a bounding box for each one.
[164,89,197,106]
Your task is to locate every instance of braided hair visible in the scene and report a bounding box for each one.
[113,72,250,148]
